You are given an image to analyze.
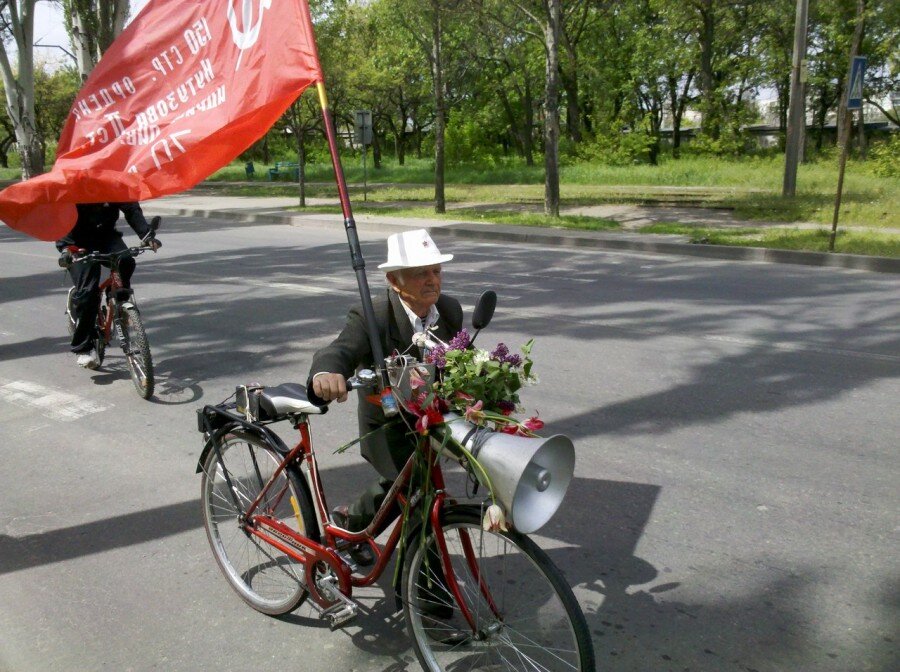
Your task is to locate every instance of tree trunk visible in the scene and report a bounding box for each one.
[543,0,561,217]
[415,122,424,159]
[777,75,790,133]
[560,60,581,143]
[497,87,525,158]
[431,0,446,214]
[396,127,406,165]
[297,130,306,207]
[857,108,866,159]
[697,0,718,138]
[373,132,383,169]
[0,136,11,167]
[16,134,44,179]
[523,78,535,166]
[814,89,829,151]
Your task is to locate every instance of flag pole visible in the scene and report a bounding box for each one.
[299,1,394,402]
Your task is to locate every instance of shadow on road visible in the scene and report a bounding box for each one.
[3,464,882,672]
[3,216,898,671]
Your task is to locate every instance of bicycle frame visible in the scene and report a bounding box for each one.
[219,415,499,631]
[96,269,124,345]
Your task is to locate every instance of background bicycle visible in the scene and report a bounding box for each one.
[62,216,161,399]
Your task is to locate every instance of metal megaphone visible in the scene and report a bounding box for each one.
[441,413,575,533]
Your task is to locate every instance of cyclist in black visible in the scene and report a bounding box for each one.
[56,202,161,369]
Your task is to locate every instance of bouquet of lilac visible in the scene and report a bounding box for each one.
[420,329,542,435]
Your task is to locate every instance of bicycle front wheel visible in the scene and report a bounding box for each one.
[200,430,318,616]
[119,305,153,399]
[403,507,594,672]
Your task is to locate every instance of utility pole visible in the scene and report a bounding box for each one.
[782,0,809,197]
[829,0,867,252]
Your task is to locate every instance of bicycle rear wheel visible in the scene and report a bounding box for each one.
[403,506,594,672]
[95,304,107,366]
[65,288,76,336]
[119,305,153,399]
[200,430,318,616]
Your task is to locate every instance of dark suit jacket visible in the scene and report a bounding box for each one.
[308,288,463,477]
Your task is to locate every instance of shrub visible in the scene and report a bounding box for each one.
[869,134,900,177]
[575,120,657,166]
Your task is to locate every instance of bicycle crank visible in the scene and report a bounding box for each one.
[309,571,359,629]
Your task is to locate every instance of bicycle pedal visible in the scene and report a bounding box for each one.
[320,598,359,630]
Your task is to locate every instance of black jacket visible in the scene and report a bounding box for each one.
[55,202,150,251]
[308,289,463,476]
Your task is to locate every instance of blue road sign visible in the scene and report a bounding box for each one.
[847,56,866,110]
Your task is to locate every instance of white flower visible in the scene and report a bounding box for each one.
[473,350,490,366]
[482,503,509,532]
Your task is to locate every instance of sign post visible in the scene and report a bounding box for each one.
[829,56,866,252]
[354,110,373,202]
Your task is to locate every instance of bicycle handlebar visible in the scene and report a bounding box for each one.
[61,238,160,269]
[61,216,162,267]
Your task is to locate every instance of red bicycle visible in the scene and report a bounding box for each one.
[63,217,161,399]
[196,297,594,671]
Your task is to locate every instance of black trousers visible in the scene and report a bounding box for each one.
[68,236,135,353]
[347,438,418,532]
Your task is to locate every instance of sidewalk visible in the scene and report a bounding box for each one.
[150,191,900,274]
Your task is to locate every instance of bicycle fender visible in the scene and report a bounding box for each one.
[195,405,291,473]
[393,502,487,611]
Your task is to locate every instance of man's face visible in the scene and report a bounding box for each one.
[388,264,443,317]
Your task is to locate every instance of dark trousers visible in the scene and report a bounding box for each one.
[347,439,417,532]
[68,237,135,353]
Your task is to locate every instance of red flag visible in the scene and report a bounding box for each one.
[0,0,323,240]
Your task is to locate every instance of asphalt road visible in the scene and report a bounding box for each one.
[1,216,898,672]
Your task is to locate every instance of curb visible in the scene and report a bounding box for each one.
[150,205,413,234]
[434,222,900,274]
[151,204,900,275]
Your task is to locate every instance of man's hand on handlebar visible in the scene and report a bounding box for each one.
[312,372,348,403]
[58,250,74,269]
[142,233,162,252]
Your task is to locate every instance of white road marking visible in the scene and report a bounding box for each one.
[0,379,110,421]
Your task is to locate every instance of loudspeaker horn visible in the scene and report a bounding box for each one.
[442,413,575,533]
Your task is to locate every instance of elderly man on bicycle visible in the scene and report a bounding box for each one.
[56,202,161,369]
[307,229,461,565]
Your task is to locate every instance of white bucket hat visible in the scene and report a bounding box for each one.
[378,229,453,272]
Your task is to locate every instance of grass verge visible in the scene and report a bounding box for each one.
[204,154,900,229]
[639,223,900,258]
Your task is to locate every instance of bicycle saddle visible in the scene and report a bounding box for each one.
[257,383,327,420]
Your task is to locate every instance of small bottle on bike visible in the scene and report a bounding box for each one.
[380,387,399,417]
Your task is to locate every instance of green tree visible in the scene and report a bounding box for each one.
[0,0,44,177]
[391,0,469,213]
[480,0,561,214]
[34,62,80,156]
[62,0,131,80]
